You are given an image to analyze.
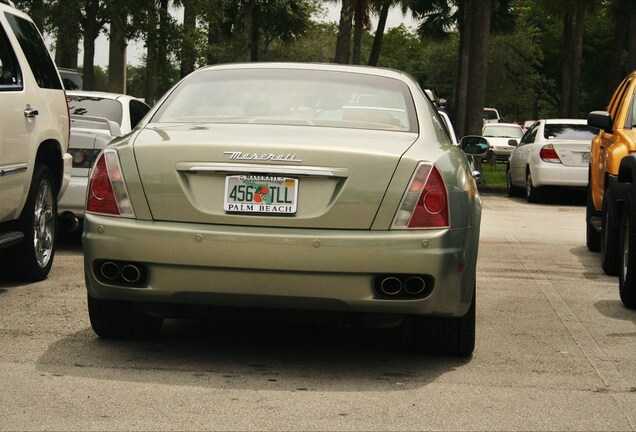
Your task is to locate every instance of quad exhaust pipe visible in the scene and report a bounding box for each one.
[99,261,144,284]
[377,275,430,297]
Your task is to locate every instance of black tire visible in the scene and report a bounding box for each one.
[88,295,163,339]
[406,288,475,356]
[601,194,619,275]
[586,186,601,252]
[506,164,522,197]
[618,195,636,309]
[6,164,57,281]
[526,170,542,203]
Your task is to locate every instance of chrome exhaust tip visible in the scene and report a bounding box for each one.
[404,276,426,295]
[100,261,120,280]
[121,264,141,283]
[380,277,403,296]
[59,212,80,232]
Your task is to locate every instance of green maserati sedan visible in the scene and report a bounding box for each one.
[83,63,482,356]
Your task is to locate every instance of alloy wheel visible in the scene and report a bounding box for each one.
[32,178,55,268]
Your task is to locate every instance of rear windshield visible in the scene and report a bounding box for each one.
[67,95,123,126]
[544,124,598,140]
[483,109,499,120]
[483,125,523,138]
[152,68,418,133]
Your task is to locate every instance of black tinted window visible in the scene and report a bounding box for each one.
[4,12,62,90]
[543,124,598,140]
[0,23,21,90]
[129,99,150,128]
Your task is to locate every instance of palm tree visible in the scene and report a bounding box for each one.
[334,0,354,63]
[412,0,514,136]
[537,0,595,118]
[368,0,412,66]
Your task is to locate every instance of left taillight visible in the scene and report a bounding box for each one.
[86,149,135,218]
[392,163,449,229]
[540,144,561,163]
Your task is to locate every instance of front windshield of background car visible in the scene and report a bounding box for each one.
[544,124,599,140]
[151,68,418,133]
[67,95,123,126]
[483,125,523,138]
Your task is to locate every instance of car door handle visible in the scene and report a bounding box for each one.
[24,106,39,118]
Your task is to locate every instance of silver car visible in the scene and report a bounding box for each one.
[83,63,482,356]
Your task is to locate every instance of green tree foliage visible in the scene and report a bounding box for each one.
[15,0,636,126]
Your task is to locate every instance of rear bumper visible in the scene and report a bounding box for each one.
[532,163,588,187]
[83,214,479,317]
[58,176,87,217]
[59,153,73,199]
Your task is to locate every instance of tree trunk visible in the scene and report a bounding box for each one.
[108,9,127,94]
[464,0,491,136]
[608,0,628,94]
[368,1,389,66]
[180,0,198,78]
[560,11,574,118]
[251,7,259,62]
[55,25,80,69]
[206,8,222,65]
[145,4,159,103]
[352,0,363,65]
[455,0,470,137]
[157,0,170,95]
[82,0,101,90]
[568,7,584,118]
[334,0,353,64]
[244,0,254,62]
[629,2,636,71]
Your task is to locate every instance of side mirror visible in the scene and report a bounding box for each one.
[438,98,447,108]
[460,135,489,155]
[508,139,518,147]
[588,111,612,133]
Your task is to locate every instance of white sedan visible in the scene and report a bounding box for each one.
[482,122,524,161]
[507,119,597,203]
[58,91,150,229]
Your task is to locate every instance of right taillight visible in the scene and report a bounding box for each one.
[86,149,135,218]
[392,163,449,229]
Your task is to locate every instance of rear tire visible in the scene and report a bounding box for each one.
[406,288,475,356]
[6,164,57,281]
[526,170,542,203]
[506,164,522,197]
[618,195,636,309]
[88,295,164,339]
[586,186,601,252]
[601,194,619,275]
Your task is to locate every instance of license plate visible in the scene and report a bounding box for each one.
[582,152,590,163]
[224,175,298,214]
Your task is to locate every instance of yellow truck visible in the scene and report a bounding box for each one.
[587,70,636,308]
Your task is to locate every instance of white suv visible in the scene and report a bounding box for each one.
[0,1,70,281]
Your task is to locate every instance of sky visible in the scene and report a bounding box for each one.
[87,4,418,67]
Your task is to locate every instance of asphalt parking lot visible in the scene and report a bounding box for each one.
[0,192,635,431]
